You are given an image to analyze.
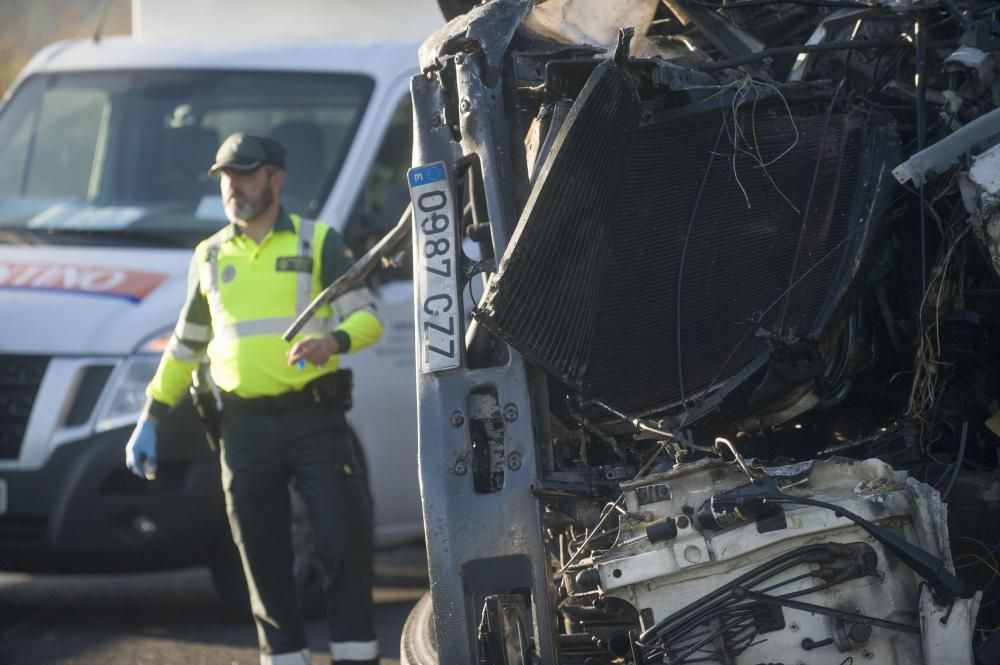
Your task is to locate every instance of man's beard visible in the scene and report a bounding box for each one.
[227,186,274,222]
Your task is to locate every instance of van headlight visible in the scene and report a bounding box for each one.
[94,331,171,432]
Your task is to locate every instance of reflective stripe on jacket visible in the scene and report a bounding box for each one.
[145,210,382,414]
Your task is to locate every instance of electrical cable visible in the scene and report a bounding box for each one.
[735,589,922,633]
[590,399,716,452]
[639,544,838,644]
[639,508,951,660]
[670,616,760,663]
[762,493,965,598]
[661,611,764,663]
[778,81,843,331]
[676,122,727,405]
[916,12,929,296]
[757,570,818,593]
[779,575,856,599]
[941,421,967,500]
[559,438,679,572]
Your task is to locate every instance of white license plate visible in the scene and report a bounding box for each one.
[408,162,461,373]
[0,478,7,514]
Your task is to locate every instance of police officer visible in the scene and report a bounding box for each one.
[124,133,382,665]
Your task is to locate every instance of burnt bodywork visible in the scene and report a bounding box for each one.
[407,0,1000,663]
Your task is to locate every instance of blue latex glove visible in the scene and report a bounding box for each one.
[125,418,158,480]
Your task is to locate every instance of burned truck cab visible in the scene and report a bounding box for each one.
[404,1,1000,663]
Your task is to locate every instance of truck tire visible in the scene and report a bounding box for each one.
[210,428,371,620]
[400,591,438,665]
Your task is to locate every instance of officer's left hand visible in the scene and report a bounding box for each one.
[125,417,158,480]
[288,335,340,367]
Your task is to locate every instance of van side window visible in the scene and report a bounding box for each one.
[0,77,109,200]
[345,95,412,284]
[0,71,373,238]
[0,78,41,198]
[203,103,366,218]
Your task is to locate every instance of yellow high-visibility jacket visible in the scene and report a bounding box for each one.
[144,209,382,417]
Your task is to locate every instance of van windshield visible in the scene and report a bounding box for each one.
[0,69,373,246]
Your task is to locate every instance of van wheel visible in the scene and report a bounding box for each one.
[210,428,370,620]
[400,591,438,665]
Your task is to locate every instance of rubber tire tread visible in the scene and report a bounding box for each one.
[400,590,439,665]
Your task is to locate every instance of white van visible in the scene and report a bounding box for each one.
[0,3,434,606]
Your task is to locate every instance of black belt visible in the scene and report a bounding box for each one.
[220,369,353,413]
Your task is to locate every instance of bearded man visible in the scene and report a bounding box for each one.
[124,133,383,665]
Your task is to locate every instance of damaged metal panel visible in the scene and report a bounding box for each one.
[409,5,561,665]
[894,106,1000,186]
[965,143,1000,278]
[921,586,981,665]
[418,0,531,74]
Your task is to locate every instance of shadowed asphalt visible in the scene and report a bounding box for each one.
[0,542,428,665]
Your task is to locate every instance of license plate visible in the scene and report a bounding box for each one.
[408,162,461,373]
[0,478,7,514]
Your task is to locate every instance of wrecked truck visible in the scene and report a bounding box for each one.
[391,0,1000,662]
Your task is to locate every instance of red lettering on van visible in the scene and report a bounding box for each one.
[0,262,166,302]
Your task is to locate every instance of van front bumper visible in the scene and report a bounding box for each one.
[0,403,228,573]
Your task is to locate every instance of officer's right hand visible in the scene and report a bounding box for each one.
[287,334,340,368]
[125,418,158,480]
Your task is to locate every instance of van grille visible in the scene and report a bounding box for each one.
[0,355,49,460]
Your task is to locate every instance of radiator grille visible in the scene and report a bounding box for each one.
[476,65,896,418]
[478,61,640,385]
[0,355,49,460]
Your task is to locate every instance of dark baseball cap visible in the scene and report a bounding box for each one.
[209,132,286,175]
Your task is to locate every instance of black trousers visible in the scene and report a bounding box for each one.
[219,399,378,664]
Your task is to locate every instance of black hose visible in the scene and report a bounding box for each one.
[941,421,968,500]
[768,494,965,599]
[669,613,762,663]
[638,543,839,644]
[647,558,806,643]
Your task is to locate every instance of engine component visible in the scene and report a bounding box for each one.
[694,482,783,531]
[585,457,968,664]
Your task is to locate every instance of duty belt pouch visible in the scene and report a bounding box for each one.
[189,367,222,451]
[313,369,353,410]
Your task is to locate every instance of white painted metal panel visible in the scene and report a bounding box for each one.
[133,0,444,43]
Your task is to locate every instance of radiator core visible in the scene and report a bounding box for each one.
[475,62,897,418]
